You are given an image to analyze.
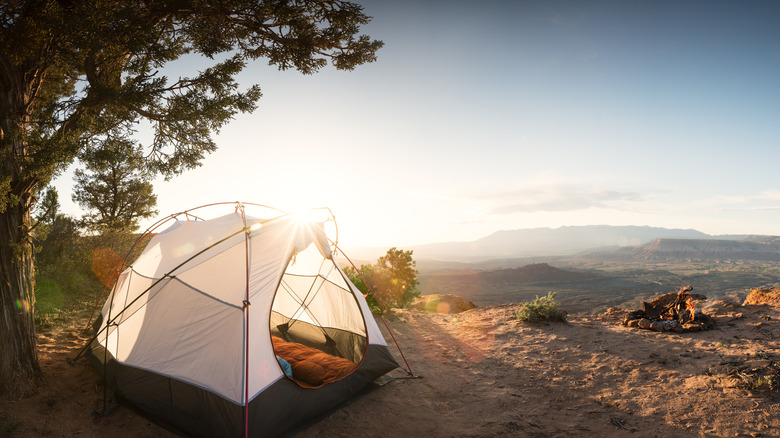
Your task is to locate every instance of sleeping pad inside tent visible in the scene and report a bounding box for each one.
[83,207,399,437]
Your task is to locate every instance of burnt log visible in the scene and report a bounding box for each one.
[678,307,694,325]
[642,302,666,320]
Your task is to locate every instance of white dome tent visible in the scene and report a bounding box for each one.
[76,202,400,437]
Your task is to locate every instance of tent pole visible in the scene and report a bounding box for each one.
[241,204,251,438]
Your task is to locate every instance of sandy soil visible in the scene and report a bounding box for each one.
[2,300,779,438]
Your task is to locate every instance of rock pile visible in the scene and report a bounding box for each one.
[622,286,716,333]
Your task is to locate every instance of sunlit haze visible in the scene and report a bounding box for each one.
[53,0,780,251]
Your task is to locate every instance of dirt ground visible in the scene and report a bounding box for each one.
[2,300,779,437]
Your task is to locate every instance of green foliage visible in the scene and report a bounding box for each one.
[754,375,775,391]
[0,0,382,394]
[516,292,568,323]
[343,265,382,314]
[34,271,103,332]
[344,247,420,312]
[33,277,65,330]
[35,214,82,275]
[1,418,21,434]
[33,204,140,332]
[1,0,383,206]
[732,359,780,393]
[376,248,421,308]
[31,187,60,245]
[34,233,129,332]
[72,138,158,233]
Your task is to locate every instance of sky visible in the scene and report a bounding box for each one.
[53,0,780,251]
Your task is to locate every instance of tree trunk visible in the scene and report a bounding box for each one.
[0,200,42,398]
[0,55,42,398]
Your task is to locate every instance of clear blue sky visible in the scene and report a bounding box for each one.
[54,0,780,249]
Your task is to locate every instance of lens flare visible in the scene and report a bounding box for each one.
[436,302,451,314]
[92,248,122,286]
[172,242,195,258]
[14,299,31,313]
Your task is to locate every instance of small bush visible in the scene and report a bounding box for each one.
[2,418,22,434]
[516,292,568,323]
[34,271,102,331]
[34,277,66,330]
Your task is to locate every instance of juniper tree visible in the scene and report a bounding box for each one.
[72,138,158,233]
[0,0,381,398]
[344,247,420,312]
[375,247,420,308]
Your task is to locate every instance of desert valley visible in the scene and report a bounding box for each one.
[2,225,780,437]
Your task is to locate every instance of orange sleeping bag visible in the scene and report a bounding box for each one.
[271,336,358,386]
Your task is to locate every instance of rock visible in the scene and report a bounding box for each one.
[697,314,717,330]
[410,294,476,314]
[743,287,780,307]
[658,320,682,332]
[622,286,717,333]
[682,323,702,332]
[621,310,641,325]
[703,299,742,315]
[605,307,625,315]
[648,290,707,308]
[626,310,645,320]
[602,307,629,324]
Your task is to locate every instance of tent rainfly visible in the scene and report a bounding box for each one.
[80,204,399,437]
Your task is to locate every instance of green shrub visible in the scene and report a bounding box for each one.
[34,270,103,330]
[34,277,66,329]
[516,292,568,323]
[2,418,22,434]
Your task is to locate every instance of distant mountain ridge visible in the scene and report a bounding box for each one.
[599,238,780,262]
[405,225,742,262]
